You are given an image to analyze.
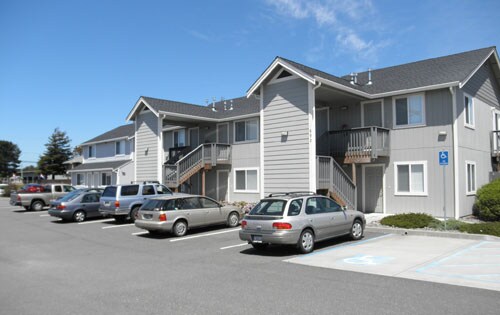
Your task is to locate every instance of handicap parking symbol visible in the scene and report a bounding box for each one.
[343,254,394,266]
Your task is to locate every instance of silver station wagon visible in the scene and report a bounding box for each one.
[239,192,366,254]
[134,195,245,236]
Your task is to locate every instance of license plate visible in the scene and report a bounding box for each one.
[104,202,110,206]
[252,235,262,243]
[144,214,152,219]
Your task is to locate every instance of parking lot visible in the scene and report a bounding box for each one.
[1,198,499,315]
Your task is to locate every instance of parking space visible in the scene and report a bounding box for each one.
[285,233,500,292]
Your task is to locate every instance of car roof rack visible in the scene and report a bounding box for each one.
[130,181,160,184]
[267,191,316,198]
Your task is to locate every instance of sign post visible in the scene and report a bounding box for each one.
[439,151,449,230]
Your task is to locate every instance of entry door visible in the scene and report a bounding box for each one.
[217,170,229,202]
[363,165,384,213]
[362,101,383,127]
[189,128,200,148]
[217,123,229,144]
[315,108,329,155]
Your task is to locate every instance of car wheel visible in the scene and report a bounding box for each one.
[114,216,127,224]
[23,206,31,211]
[297,229,314,254]
[251,243,268,251]
[73,210,86,223]
[227,212,240,227]
[350,219,364,240]
[31,201,44,212]
[173,220,187,237]
[130,206,141,223]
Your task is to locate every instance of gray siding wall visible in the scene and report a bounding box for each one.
[383,89,455,217]
[83,140,133,160]
[457,63,500,215]
[229,142,261,203]
[263,78,311,194]
[136,113,159,182]
[119,162,135,185]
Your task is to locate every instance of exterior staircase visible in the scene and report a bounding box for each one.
[316,156,356,210]
[164,143,231,189]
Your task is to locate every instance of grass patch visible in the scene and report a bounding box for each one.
[380,213,439,229]
[459,222,500,237]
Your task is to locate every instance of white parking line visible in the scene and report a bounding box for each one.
[78,218,114,225]
[39,214,50,217]
[17,211,46,214]
[220,243,249,250]
[132,231,149,236]
[102,223,135,229]
[170,228,241,242]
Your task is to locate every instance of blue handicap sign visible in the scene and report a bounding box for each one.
[439,151,448,166]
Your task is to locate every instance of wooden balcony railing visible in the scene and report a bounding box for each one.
[327,126,390,161]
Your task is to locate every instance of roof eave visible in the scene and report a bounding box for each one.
[126,97,159,122]
[246,58,316,97]
[459,48,500,89]
[81,135,132,146]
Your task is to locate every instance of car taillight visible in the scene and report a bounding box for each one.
[241,220,247,229]
[272,222,292,230]
[159,213,167,221]
[57,205,66,210]
[114,201,120,208]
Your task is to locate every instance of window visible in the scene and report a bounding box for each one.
[464,94,475,128]
[101,173,111,186]
[234,168,258,192]
[305,197,341,215]
[200,197,220,208]
[142,185,155,195]
[64,186,75,192]
[466,161,476,194]
[54,186,62,192]
[173,129,186,147]
[395,161,427,195]
[82,194,99,203]
[76,174,84,185]
[235,119,258,142]
[88,145,96,158]
[120,185,139,196]
[155,184,172,195]
[181,197,201,209]
[115,140,125,155]
[249,200,286,216]
[394,94,425,127]
[287,199,303,216]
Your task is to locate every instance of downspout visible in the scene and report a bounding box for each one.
[259,86,265,199]
[449,86,460,219]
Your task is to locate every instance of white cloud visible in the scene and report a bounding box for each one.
[264,0,387,65]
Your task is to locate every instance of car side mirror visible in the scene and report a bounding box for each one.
[342,205,347,211]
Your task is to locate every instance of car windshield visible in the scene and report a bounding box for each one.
[249,200,287,216]
[58,190,82,202]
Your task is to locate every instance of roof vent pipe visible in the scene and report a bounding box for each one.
[353,73,358,85]
[229,99,234,111]
[211,97,217,112]
[366,68,373,85]
[350,73,355,85]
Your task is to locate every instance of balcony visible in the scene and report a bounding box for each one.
[327,126,390,163]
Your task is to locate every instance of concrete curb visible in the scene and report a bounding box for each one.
[366,226,500,242]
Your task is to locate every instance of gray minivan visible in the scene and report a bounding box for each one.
[99,183,173,223]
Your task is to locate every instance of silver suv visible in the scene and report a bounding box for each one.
[99,182,173,223]
[239,192,365,254]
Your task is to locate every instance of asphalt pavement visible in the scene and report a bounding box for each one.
[1,197,499,315]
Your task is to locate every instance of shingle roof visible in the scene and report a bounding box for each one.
[68,160,132,172]
[141,96,259,120]
[82,124,134,145]
[279,46,496,95]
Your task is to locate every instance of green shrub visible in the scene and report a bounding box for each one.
[458,222,500,237]
[427,219,466,231]
[473,179,500,221]
[2,183,21,197]
[380,213,440,229]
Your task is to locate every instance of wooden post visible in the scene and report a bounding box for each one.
[201,169,206,196]
[351,163,357,186]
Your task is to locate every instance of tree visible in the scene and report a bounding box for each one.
[0,140,21,177]
[38,128,72,180]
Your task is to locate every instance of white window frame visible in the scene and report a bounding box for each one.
[464,93,475,129]
[234,167,259,193]
[234,118,259,143]
[88,145,96,159]
[465,161,476,195]
[392,93,426,128]
[394,161,428,196]
[115,140,125,156]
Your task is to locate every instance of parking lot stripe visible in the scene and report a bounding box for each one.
[39,214,50,217]
[220,243,249,250]
[170,227,241,242]
[102,223,135,229]
[132,231,149,236]
[77,218,114,225]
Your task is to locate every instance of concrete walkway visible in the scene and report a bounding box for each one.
[285,233,500,292]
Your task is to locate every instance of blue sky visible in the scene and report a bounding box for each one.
[1,0,499,166]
